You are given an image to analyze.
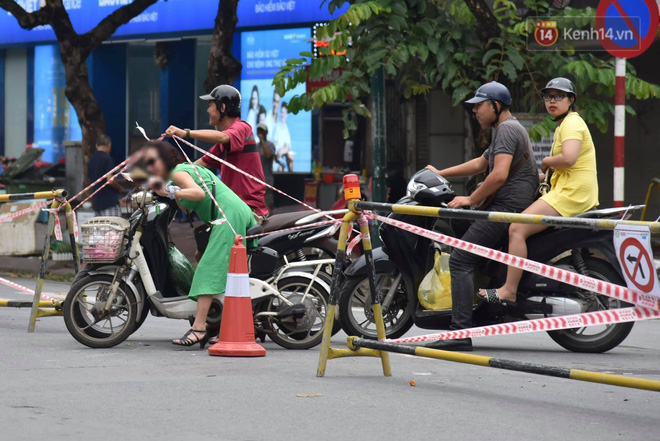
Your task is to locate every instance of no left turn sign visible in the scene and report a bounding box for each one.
[614,225,660,296]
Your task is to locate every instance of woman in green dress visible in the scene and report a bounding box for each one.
[143,141,256,348]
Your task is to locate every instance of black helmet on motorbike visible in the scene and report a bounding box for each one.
[465,81,512,126]
[407,169,455,206]
[199,85,242,120]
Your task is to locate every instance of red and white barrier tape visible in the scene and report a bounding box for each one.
[0,277,63,302]
[67,210,79,242]
[370,213,660,311]
[171,134,347,226]
[244,218,339,240]
[386,306,660,344]
[72,162,133,212]
[0,200,52,224]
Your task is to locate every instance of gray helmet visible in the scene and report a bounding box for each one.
[541,77,577,100]
[465,81,512,106]
[200,85,242,118]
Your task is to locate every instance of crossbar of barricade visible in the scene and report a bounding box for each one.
[353,201,660,233]
[316,174,660,393]
[0,190,79,331]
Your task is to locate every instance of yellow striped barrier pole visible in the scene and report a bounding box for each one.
[352,201,660,233]
[348,337,660,392]
[0,189,67,203]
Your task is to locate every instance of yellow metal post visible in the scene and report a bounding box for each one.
[641,178,660,221]
[27,199,61,333]
[0,189,66,203]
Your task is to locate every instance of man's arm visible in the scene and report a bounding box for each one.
[164,126,231,145]
[262,142,275,159]
[427,156,488,178]
[466,153,513,206]
[102,157,124,193]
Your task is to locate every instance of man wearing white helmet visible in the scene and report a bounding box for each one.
[163,85,268,223]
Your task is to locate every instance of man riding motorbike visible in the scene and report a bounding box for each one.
[424,81,538,351]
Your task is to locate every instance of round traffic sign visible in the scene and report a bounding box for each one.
[618,237,655,293]
[595,0,659,58]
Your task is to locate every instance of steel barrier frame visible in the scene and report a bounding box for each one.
[641,178,660,222]
[0,190,79,331]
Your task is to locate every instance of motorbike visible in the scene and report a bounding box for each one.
[63,188,337,350]
[338,169,642,353]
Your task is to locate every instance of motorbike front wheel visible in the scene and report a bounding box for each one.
[63,275,138,348]
[547,257,634,353]
[338,268,414,339]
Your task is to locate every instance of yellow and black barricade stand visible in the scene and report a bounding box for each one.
[0,190,80,332]
[317,175,391,377]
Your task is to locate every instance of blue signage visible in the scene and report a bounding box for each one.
[240,28,311,173]
[33,45,82,163]
[0,0,347,47]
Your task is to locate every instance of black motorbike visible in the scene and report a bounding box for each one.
[338,169,639,353]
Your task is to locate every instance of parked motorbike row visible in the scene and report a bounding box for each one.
[64,171,640,353]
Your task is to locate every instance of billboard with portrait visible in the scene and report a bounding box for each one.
[240,27,312,173]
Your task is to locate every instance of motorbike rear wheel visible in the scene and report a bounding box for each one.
[63,275,138,348]
[262,275,332,349]
[338,268,414,339]
[547,257,634,353]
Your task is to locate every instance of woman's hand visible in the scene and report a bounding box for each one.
[541,157,551,173]
[162,125,186,138]
[538,172,546,183]
[448,196,473,209]
[425,165,440,174]
[147,177,169,197]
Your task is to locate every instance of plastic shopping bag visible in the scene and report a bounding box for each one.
[418,251,452,311]
[168,246,195,294]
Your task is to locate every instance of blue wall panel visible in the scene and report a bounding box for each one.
[89,44,128,165]
[0,50,4,156]
[160,40,195,158]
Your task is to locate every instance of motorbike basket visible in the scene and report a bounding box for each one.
[80,216,130,264]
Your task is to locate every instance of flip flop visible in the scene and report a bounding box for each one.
[479,289,517,307]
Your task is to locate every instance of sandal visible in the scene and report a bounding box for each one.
[478,289,517,307]
[172,328,209,349]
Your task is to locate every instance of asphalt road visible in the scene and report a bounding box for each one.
[1,277,659,441]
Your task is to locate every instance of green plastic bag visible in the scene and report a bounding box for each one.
[418,251,452,311]
[168,246,195,294]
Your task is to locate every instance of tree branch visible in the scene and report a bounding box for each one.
[0,0,54,29]
[463,0,500,39]
[81,0,158,54]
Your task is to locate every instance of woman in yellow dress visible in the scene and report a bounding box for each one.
[478,77,599,305]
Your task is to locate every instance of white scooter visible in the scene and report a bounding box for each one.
[63,189,336,349]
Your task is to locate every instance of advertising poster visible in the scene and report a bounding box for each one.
[34,45,82,163]
[240,28,312,173]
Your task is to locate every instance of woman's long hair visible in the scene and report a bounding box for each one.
[144,141,185,172]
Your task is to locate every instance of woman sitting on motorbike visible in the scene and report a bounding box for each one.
[143,141,256,348]
[479,77,599,305]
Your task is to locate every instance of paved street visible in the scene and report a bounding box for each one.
[1,277,659,441]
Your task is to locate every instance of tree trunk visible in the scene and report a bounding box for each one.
[59,45,106,184]
[205,0,242,92]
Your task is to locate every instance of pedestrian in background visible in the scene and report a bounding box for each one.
[88,134,124,217]
[257,122,275,211]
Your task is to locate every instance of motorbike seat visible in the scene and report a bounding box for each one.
[573,205,645,219]
[261,210,316,233]
[246,225,264,237]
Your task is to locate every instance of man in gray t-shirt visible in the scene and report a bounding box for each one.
[257,122,275,211]
[425,82,538,351]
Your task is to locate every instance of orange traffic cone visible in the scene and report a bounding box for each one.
[208,238,266,357]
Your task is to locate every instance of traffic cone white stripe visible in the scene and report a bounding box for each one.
[225,273,250,298]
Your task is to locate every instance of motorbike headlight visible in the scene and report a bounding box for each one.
[406,181,427,197]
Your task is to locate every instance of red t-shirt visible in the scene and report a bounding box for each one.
[205,119,268,216]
